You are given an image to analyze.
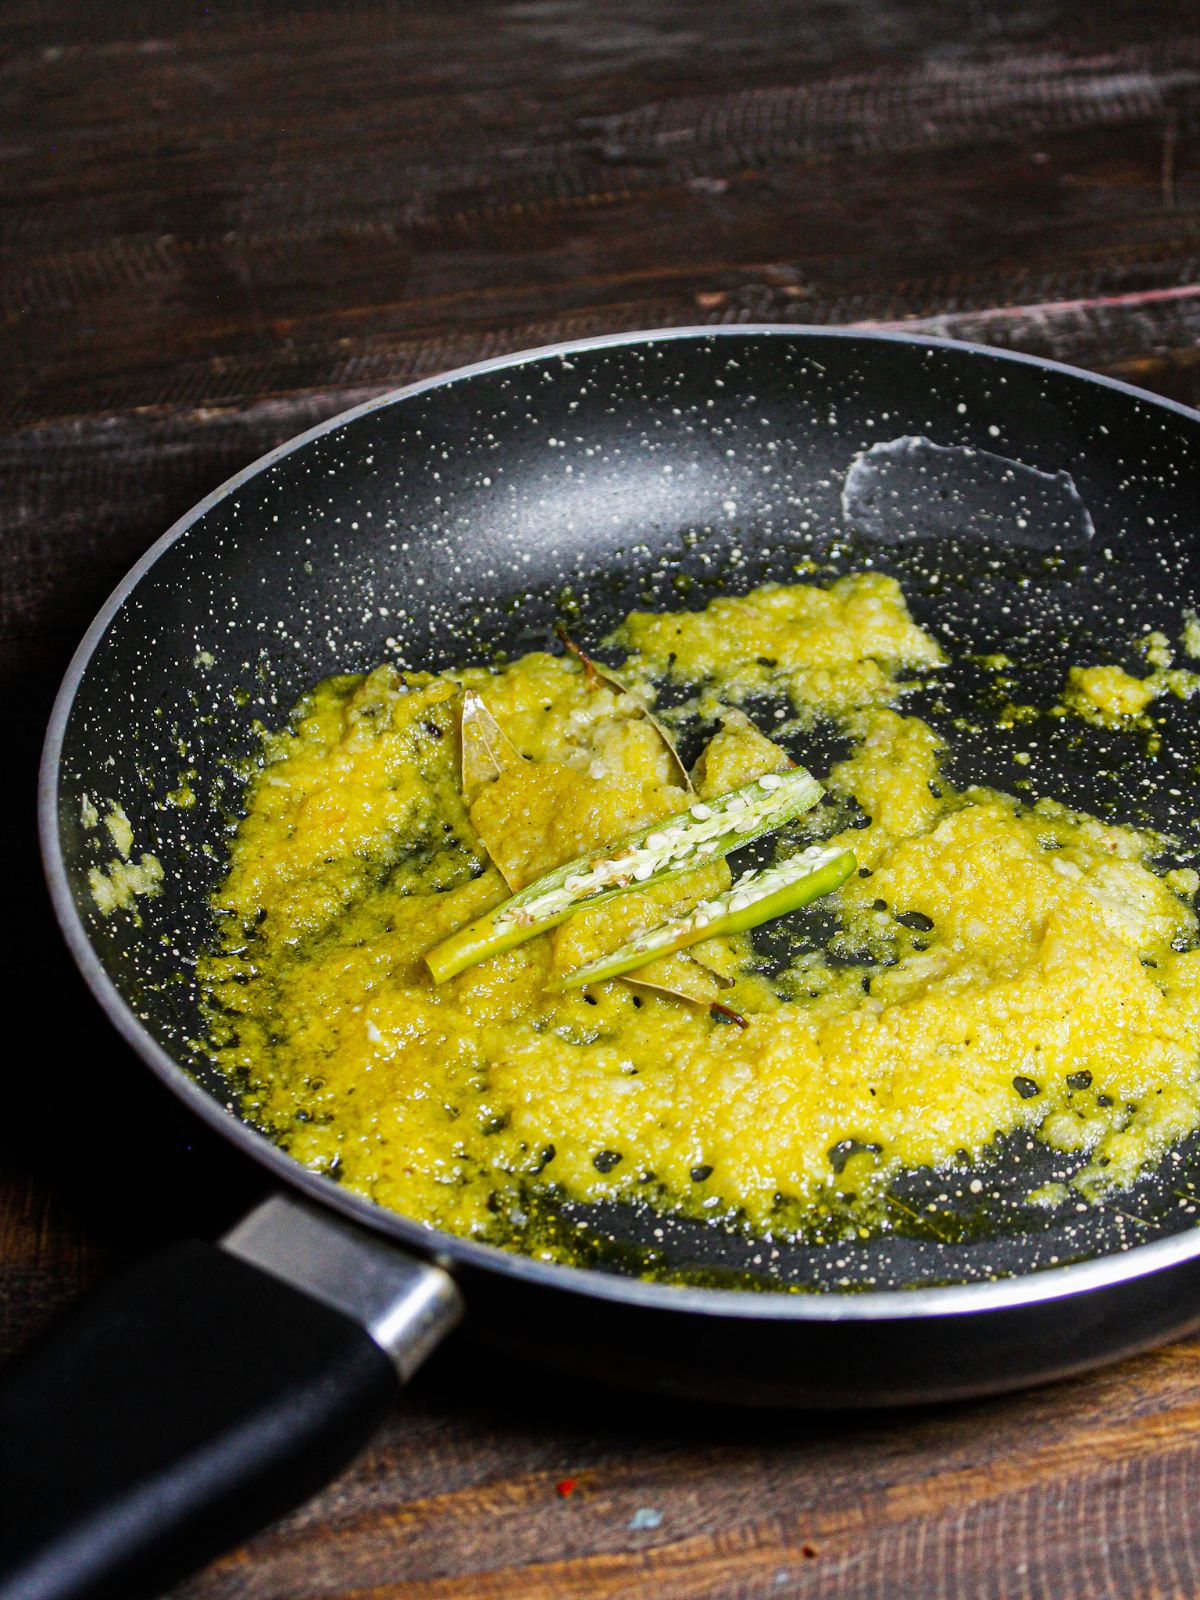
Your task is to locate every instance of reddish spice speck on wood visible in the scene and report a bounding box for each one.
[556,1478,578,1498]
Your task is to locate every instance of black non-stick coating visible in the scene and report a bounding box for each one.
[47,328,1200,1304]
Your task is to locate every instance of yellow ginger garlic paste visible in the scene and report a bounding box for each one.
[200,573,1200,1253]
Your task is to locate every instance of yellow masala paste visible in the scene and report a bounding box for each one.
[199,572,1200,1256]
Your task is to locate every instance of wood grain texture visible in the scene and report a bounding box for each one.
[168,1341,1200,1599]
[5,2,1200,1596]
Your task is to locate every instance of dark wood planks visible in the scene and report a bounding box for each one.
[5,3,1200,1597]
[2,4,1199,426]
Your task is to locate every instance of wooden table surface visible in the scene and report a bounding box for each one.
[6,3,1200,1595]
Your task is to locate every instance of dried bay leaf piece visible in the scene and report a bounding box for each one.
[468,760,601,892]
[460,685,691,893]
[460,690,523,807]
[693,707,794,799]
[627,954,723,1007]
[556,626,694,793]
[688,934,740,985]
[462,690,623,895]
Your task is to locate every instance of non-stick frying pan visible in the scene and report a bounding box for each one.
[12,327,1200,1600]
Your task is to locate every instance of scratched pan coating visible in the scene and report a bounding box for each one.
[41,328,1200,1404]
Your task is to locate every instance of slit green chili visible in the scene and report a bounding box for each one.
[425,766,824,982]
[557,843,857,991]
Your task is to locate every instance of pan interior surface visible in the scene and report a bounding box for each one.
[48,330,1200,1296]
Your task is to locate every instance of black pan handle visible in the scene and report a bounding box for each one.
[0,1195,463,1600]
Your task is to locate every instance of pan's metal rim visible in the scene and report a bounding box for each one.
[38,321,1200,1326]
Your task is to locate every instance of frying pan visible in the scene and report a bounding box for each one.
[12,326,1200,1600]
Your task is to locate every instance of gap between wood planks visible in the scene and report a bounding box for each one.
[3,279,1200,441]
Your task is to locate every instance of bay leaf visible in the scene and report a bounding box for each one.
[556,626,693,793]
[460,689,523,807]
